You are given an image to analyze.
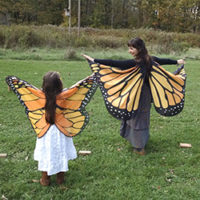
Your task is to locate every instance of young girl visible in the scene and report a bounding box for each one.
[34,71,77,186]
[6,71,97,185]
[83,37,186,155]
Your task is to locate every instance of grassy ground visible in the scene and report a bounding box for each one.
[0,49,200,199]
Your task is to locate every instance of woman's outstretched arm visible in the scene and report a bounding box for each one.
[152,56,185,65]
[82,54,136,70]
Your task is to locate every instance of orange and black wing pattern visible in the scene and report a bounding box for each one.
[149,63,186,116]
[89,62,145,120]
[6,76,50,138]
[55,75,97,137]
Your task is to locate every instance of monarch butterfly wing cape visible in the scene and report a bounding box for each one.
[89,61,145,120]
[6,76,49,138]
[149,63,186,116]
[55,75,97,137]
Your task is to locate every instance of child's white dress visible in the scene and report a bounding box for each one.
[34,124,77,176]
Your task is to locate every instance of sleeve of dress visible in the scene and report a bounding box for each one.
[152,56,178,65]
[94,59,137,70]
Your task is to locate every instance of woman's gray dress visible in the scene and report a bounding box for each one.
[120,83,152,148]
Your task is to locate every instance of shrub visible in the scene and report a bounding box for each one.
[92,36,124,48]
[0,31,5,47]
[64,48,79,60]
[2,26,41,49]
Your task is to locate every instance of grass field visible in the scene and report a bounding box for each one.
[0,49,200,199]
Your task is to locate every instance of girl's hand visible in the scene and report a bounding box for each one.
[82,54,94,62]
[177,59,186,64]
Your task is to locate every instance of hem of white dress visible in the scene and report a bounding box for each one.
[35,155,77,176]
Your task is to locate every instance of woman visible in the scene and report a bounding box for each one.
[83,37,185,155]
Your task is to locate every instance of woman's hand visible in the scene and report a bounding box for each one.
[82,54,94,62]
[177,59,186,65]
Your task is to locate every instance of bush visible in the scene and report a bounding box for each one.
[92,36,124,48]
[64,48,79,60]
[2,26,41,49]
[0,31,5,47]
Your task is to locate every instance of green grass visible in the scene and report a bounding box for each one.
[1,47,199,62]
[0,49,200,199]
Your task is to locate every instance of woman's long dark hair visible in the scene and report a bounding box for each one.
[128,37,152,70]
[42,71,63,124]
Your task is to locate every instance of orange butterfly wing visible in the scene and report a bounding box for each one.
[55,75,97,137]
[149,63,186,116]
[89,62,145,120]
[6,76,50,138]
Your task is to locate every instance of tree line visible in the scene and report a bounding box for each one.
[0,0,199,33]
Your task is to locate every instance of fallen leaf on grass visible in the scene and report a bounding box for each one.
[60,186,69,190]
[2,195,8,200]
[8,86,11,91]
[32,179,40,183]
[166,178,172,183]
[25,156,29,161]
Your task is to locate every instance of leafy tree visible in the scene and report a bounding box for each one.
[0,0,199,33]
